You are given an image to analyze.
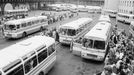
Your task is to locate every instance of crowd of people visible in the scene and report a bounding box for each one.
[99,25,134,75]
[40,28,59,43]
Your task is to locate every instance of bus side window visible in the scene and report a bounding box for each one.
[7,65,24,75]
[21,23,26,27]
[27,22,31,26]
[17,25,20,29]
[32,21,35,25]
[24,56,37,74]
[48,44,55,55]
[38,49,47,63]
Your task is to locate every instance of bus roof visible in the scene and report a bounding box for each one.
[0,36,55,70]
[5,16,47,25]
[59,18,92,29]
[84,21,111,41]
[5,9,28,12]
[118,13,134,17]
[99,15,110,22]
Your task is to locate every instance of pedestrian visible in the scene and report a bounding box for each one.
[53,28,59,44]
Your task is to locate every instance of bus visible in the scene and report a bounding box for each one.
[0,35,56,75]
[4,9,28,20]
[103,9,117,18]
[129,21,134,37]
[117,13,134,24]
[58,18,93,44]
[71,21,112,61]
[4,16,48,39]
[98,15,111,23]
[86,6,102,13]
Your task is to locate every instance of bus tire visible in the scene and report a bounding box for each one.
[38,71,44,75]
[40,27,43,32]
[22,32,27,38]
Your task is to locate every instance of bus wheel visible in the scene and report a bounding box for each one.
[38,71,44,75]
[40,27,43,32]
[22,32,27,38]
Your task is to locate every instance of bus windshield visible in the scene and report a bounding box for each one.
[82,38,105,50]
[60,28,76,36]
[4,24,16,30]
[82,38,93,48]
[93,40,105,50]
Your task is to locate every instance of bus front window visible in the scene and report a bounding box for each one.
[5,24,16,30]
[60,28,76,36]
[93,40,105,50]
[60,28,68,35]
[67,29,76,36]
[82,38,93,48]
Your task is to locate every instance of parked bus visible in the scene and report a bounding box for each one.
[59,18,93,44]
[98,15,111,23]
[86,6,102,13]
[103,9,117,18]
[117,13,134,24]
[4,16,48,38]
[71,21,112,61]
[4,9,28,20]
[0,35,56,75]
[129,21,134,37]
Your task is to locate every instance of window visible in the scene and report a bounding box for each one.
[21,23,26,27]
[38,49,47,63]
[35,20,39,24]
[7,25,16,30]
[24,56,37,74]
[27,22,32,26]
[93,40,105,50]
[17,25,20,29]
[7,65,24,75]
[41,19,46,23]
[67,29,76,36]
[82,39,93,48]
[48,44,55,55]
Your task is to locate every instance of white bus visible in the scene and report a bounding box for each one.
[59,18,93,44]
[86,6,102,13]
[98,15,111,23]
[71,21,112,61]
[117,13,134,24]
[4,9,28,19]
[4,16,48,39]
[103,9,117,18]
[129,21,134,37]
[0,35,56,75]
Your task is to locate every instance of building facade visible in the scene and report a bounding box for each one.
[118,0,134,14]
[104,0,119,11]
[56,0,104,6]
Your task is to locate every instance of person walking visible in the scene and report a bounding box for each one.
[53,28,59,45]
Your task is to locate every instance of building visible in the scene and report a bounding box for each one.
[56,0,104,6]
[118,0,134,14]
[104,0,119,11]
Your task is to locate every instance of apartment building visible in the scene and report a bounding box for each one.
[118,0,134,14]
[104,0,119,11]
[117,0,134,23]
[102,0,119,17]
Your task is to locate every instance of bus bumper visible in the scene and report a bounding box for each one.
[81,52,104,61]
